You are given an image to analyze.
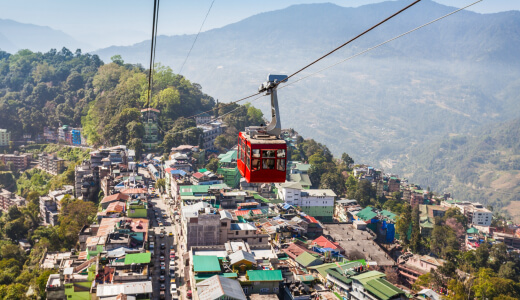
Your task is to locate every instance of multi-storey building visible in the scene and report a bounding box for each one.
[278,182,336,222]
[0,152,32,170]
[38,153,65,175]
[198,121,225,151]
[0,129,10,146]
[0,189,26,212]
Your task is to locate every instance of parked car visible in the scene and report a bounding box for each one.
[160,256,165,262]
[171,284,178,295]
[159,275,165,282]
[160,243,165,249]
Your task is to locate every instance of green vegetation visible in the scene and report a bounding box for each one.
[392,117,520,216]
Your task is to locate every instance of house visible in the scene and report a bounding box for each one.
[0,152,31,170]
[196,275,247,300]
[334,199,359,222]
[192,255,222,282]
[283,242,319,260]
[295,252,323,268]
[350,271,406,300]
[277,182,336,222]
[311,235,344,254]
[243,270,283,295]
[0,129,11,146]
[0,189,25,212]
[228,250,257,273]
[397,254,444,287]
[100,193,130,209]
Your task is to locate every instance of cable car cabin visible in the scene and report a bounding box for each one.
[237,129,287,183]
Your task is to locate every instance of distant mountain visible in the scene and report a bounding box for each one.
[94,0,520,164]
[0,19,88,53]
[390,117,520,219]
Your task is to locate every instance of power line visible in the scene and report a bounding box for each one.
[161,0,481,136]
[278,0,483,91]
[282,0,422,84]
[178,0,216,75]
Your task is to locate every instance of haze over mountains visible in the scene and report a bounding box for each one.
[2,0,520,205]
[0,19,88,54]
[93,0,520,159]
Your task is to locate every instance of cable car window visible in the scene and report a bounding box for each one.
[262,150,276,158]
[252,159,260,171]
[246,155,250,170]
[263,159,275,170]
[277,159,286,171]
[252,149,260,158]
[277,149,286,158]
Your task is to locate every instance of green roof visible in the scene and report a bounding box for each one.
[364,278,404,300]
[356,206,378,221]
[289,173,312,187]
[307,263,339,278]
[179,183,229,196]
[325,268,352,285]
[294,163,311,172]
[467,227,479,234]
[247,270,283,282]
[193,255,221,273]
[218,150,237,163]
[295,252,323,267]
[198,168,208,173]
[297,274,315,282]
[351,271,385,284]
[380,210,397,221]
[124,252,151,265]
[222,273,238,278]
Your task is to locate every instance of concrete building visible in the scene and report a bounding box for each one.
[217,150,241,189]
[350,271,406,300]
[39,153,65,175]
[39,186,73,226]
[198,121,225,151]
[397,254,444,287]
[0,189,25,212]
[0,129,10,146]
[0,152,32,170]
[448,201,493,227]
[278,182,336,222]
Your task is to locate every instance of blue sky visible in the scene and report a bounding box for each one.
[1,0,518,50]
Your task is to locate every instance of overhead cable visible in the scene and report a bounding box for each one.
[178,0,216,75]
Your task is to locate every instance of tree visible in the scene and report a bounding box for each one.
[396,205,411,244]
[319,172,346,196]
[155,178,166,193]
[430,224,459,257]
[383,267,400,285]
[410,204,421,252]
[110,54,124,65]
[498,261,517,280]
[341,152,354,168]
[205,158,219,173]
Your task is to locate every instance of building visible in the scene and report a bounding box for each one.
[0,129,10,146]
[39,153,65,175]
[0,189,25,212]
[334,199,359,222]
[447,201,493,227]
[198,121,225,151]
[40,186,74,226]
[217,150,241,189]
[278,182,336,222]
[196,275,247,300]
[0,152,32,170]
[397,254,444,287]
[71,128,82,145]
[141,108,160,149]
[350,271,406,300]
[243,270,283,295]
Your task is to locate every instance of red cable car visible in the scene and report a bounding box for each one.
[238,75,288,183]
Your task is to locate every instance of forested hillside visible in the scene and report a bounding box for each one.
[391,118,520,214]
[0,49,263,154]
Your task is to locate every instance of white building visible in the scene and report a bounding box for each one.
[454,202,492,227]
[277,182,336,222]
[0,129,10,147]
[197,121,225,151]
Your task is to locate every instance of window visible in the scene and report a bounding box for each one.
[221,222,227,227]
[252,159,260,171]
[277,149,286,158]
[277,159,286,171]
[263,159,275,169]
[262,150,276,158]
[252,149,261,158]
[235,231,239,235]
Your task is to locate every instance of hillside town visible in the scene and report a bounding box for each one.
[1,118,519,300]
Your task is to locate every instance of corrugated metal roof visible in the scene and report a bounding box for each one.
[295,252,322,267]
[124,252,151,265]
[365,278,404,300]
[246,270,283,282]
[197,275,246,300]
[193,255,221,273]
[96,281,153,297]
[355,207,378,221]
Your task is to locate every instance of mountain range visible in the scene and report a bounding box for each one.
[0,19,88,54]
[92,0,520,163]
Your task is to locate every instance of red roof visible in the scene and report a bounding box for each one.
[312,235,342,250]
[252,209,263,215]
[234,210,250,216]
[165,168,175,173]
[105,201,126,213]
[101,193,130,204]
[304,216,319,224]
[120,188,148,195]
[193,172,204,179]
[283,243,319,260]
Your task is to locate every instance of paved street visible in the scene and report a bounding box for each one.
[148,193,181,299]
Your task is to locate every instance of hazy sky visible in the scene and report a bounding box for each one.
[1,0,518,50]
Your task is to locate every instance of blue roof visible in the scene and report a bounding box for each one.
[283,204,292,210]
[171,170,187,176]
